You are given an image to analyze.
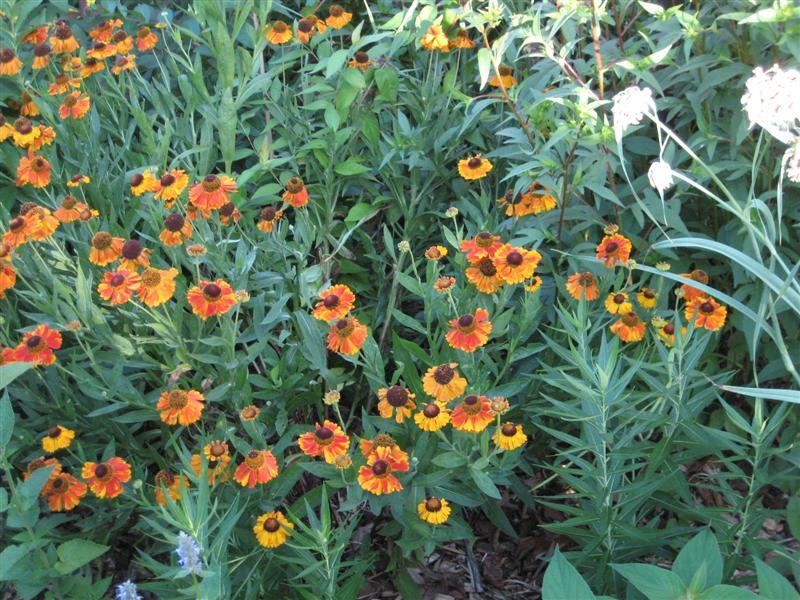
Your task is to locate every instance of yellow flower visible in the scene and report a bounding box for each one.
[42,425,75,453]
[418,497,451,524]
[254,511,294,548]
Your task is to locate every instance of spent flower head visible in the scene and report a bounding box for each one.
[612,86,655,138]
[647,160,674,195]
[445,206,459,218]
[397,240,411,253]
[741,64,800,144]
[323,389,341,405]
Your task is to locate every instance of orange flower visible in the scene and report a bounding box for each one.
[528,182,557,214]
[156,389,205,426]
[24,456,61,483]
[425,245,448,260]
[282,176,309,208]
[257,205,284,233]
[685,296,727,331]
[493,244,541,284]
[610,312,646,342]
[136,26,159,51]
[21,205,59,241]
[312,284,356,322]
[296,17,318,44]
[327,316,368,355]
[265,20,292,44]
[595,234,632,268]
[87,41,116,60]
[81,457,131,499]
[111,30,133,54]
[679,269,710,301]
[421,25,449,52]
[239,405,260,421]
[204,440,230,463]
[359,433,409,463]
[326,4,353,29]
[461,232,502,261]
[0,263,15,298]
[458,155,493,180]
[465,256,504,293]
[187,279,237,319]
[67,173,90,187]
[20,92,40,117]
[3,216,32,248]
[348,51,373,70]
[489,65,516,88]
[357,446,408,495]
[451,29,475,49]
[137,267,178,307]
[58,92,91,119]
[434,275,456,293]
[32,42,52,69]
[524,276,543,293]
[604,292,632,315]
[422,363,467,403]
[89,231,124,266]
[118,239,150,271]
[23,26,49,45]
[14,324,62,366]
[50,22,80,54]
[190,453,232,485]
[446,309,492,352]
[0,48,23,75]
[565,272,599,301]
[48,73,81,95]
[111,54,136,75]
[130,171,159,196]
[298,420,350,463]
[451,395,494,433]
[154,169,189,204]
[189,174,238,217]
[16,154,52,188]
[45,473,87,511]
[218,202,241,225]
[497,189,536,218]
[154,470,189,505]
[89,19,122,42]
[80,58,105,78]
[159,212,193,246]
[234,449,279,488]
[377,385,417,423]
[97,269,141,304]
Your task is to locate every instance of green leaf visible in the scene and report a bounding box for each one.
[612,564,687,600]
[432,452,466,468]
[54,539,109,575]
[0,544,28,581]
[375,69,399,102]
[325,49,349,78]
[0,391,14,447]
[334,158,371,176]
[673,530,722,587]
[0,362,31,390]
[542,548,596,600]
[470,468,501,499]
[477,48,492,89]
[698,585,759,600]
[754,558,800,600]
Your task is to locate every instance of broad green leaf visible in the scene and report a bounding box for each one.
[698,585,758,600]
[55,539,110,575]
[0,391,14,447]
[470,468,501,499]
[754,558,800,600]
[673,530,722,587]
[542,548,596,600]
[612,564,687,600]
[325,49,349,78]
[0,362,32,390]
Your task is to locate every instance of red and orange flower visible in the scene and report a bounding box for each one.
[610,312,646,343]
[58,92,91,119]
[156,389,205,426]
[298,420,350,463]
[45,472,87,511]
[493,244,541,285]
[451,395,494,433]
[566,272,599,301]
[357,446,408,495]
[136,26,158,51]
[377,385,417,423]
[159,213,193,246]
[446,308,492,352]
[189,174,238,217]
[685,296,727,331]
[14,325,62,366]
[97,269,141,304]
[595,234,632,268]
[187,279,238,319]
[461,232,502,261]
[137,267,178,308]
[89,231,124,266]
[282,176,309,208]
[81,457,131,499]
[16,154,51,188]
[234,449,279,488]
[327,316,368,355]
[312,284,356,322]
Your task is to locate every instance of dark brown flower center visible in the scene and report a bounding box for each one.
[130,173,144,187]
[247,450,259,459]
[458,314,474,328]
[201,175,221,192]
[286,177,304,193]
[160,173,176,187]
[203,283,222,299]
[621,312,640,326]
[371,460,388,476]
[109,274,125,287]
[663,323,675,335]
[433,365,454,384]
[604,241,619,254]
[94,463,109,478]
[51,477,65,489]
[32,158,47,171]
[506,251,523,266]
[501,423,517,437]
[10,217,25,231]
[138,27,152,38]
[580,273,595,285]
[273,21,288,33]
[263,517,280,532]
[167,390,188,409]
[467,157,482,169]
[219,202,235,217]
[330,4,344,16]
[164,213,184,232]
[613,294,626,304]
[92,232,112,249]
[154,470,173,486]
[0,48,15,63]
[423,403,440,418]
[48,426,62,438]
[386,385,408,407]
[690,269,709,284]
[425,498,442,511]
[210,442,226,456]
[298,18,313,33]
[323,294,339,308]
[14,118,33,134]
[55,25,73,40]
[112,30,128,43]
[355,51,369,63]
[643,289,655,298]
[335,318,354,336]
[315,426,333,440]
[26,335,43,349]
[499,66,512,76]
[478,258,497,276]
[464,395,478,406]
[85,58,99,67]
[260,206,277,221]
[699,301,715,314]
[34,43,51,57]
[121,239,143,259]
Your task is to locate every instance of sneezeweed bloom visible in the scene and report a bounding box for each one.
[685,296,727,331]
[204,440,230,463]
[610,312,646,343]
[137,267,178,307]
[466,257,504,293]
[20,92,40,117]
[282,176,309,208]
[489,65,516,88]
[187,279,237,319]
[154,470,189,505]
[257,205,283,233]
[42,425,75,453]
[348,51,373,70]
[48,73,81,95]
[418,497,451,525]
[604,292,632,315]
[493,423,528,451]
[0,263,15,298]
[218,202,241,225]
[0,48,23,75]
[160,212,193,246]
[157,388,205,426]
[359,434,409,463]
[312,284,356,322]
[434,275,456,293]
[425,245,447,260]
[421,25,449,52]
[240,404,260,421]
[451,395,494,433]
[655,321,684,347]
[452,29,475,49]
[298,420,350,463]
[458,155,493,180]
[377,385,417,423]
[67,173,90,187]
[190,453,232,485]
[81,457,132,499]
[497,189,535,218]
[175,532,203,576]
[155,169,189,204]
[12,117,41,148]
[413,402,451,432]
[59,92,91,119]
[637,288,658,309]
[358,446,409,495]
[80,58,105,78]
[50,22,80,54]
[446,309,492,352]
[679,269,710,300]
[326,4,353,29]
[524,276,543,293]
[24,456,61,483]
[14,325,62,366]
[89,231,124,266]
[16,154,52,188]
[189,174,238,217]
[234,449,279,488]
[254,511,294,548]
[112,54,136,75]
[528,182,558,213]
[87,41,115,60]
[422,363,467,403]
[493,244,541,285]
[21,205,59,241]
[327,316,368,355]
[296,18,317,44]
[32,43,52,69]
[111,30,133,54]
[186,243,207,257]
[265,20,293,44]
[115,580,142,600]
[89,19,122,42]
[130,171,158,196]
[461,232,502,261]
[565,271,600,302]
[45,473,87,511]
[595,233,632,268]
[489,396,510,415]
[136,26,158,51]
[119,239,150,271]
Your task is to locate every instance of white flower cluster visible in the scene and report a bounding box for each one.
[741,64,800,144]
[648,160,674,195]
[175,531,203,576]
[612,86,655,138]
[115,580,142,600]
[786,139,800,183]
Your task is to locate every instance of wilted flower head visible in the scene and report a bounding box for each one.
[741,65,800,144]
[612,86,655,138]
[323,389,341,405]
[603,224,620,235]
[397,240,411,253]
[647,160,674,195]
[175,531,203,575]
[786,138,800,183]
[489,396,510,415]
[445,206,459,218]
[655,261,671,271]
[115,580,142,600]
